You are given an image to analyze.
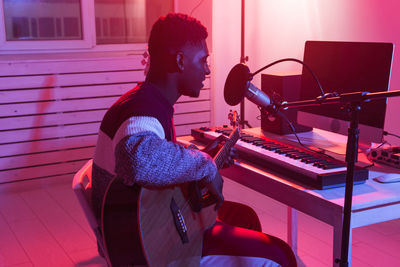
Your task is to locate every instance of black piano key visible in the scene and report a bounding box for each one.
[323,161,346,168]
[263,145,287,151]
[295,152,311,157]
[248,137,264,141]
[239,134,253,138]
[313,161,330,167]
[303,158,326,164]
[253,140,268,145]
[322,163,346,169]
[314,162,342,169]
[286,149,301,154]
[291,153,312,159]
[283,149,299,154]
[275,148,294,154]
[263,144,286,148]
[300,157,316,163]
[241,136,261,142]
[285,151,303,158]
[262,146,275,151]
[252,142,265,147]
[284,153,295,158]
[289,154,305,159]
[254,140,275,145]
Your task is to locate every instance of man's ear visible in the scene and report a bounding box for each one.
[176,51,184,72]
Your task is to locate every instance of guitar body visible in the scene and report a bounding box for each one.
[102,179,217,267]
[138,187,217,267]
[101,178,147,266]
[102,111,239,266]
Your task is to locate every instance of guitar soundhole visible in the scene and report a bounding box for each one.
[170,198,189,244]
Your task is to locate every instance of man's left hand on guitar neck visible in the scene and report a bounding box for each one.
[201,135,238,169]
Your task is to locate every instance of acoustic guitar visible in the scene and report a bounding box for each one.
[102,111,240,267]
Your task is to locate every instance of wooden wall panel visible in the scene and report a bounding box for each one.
[1,123,101,144]
[0,110,106,131]
[1,160,89,184]
[0,97,119,117]
[0,71,144,90]
[0,84,137,104]
[0,135,98,157]
[0,54,145,76]
[0,147,95,171]
[0,54,212,183]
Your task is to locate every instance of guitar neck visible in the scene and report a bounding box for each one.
[214,127,240,170]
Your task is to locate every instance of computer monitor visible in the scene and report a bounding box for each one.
[297,40,394,145]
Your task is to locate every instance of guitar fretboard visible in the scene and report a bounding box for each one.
[214,127,240,169]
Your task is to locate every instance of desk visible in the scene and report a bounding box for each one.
[178,128,400,266]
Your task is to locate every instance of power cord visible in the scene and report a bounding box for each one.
[370,130,398,150]
[277,110,336,159]
[251,58,327,96]
[257,107,335,159]
[383,130,400,140]
[259,108,377,170]
[190,0,206,16]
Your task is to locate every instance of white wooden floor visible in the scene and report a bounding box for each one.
[1,175,400,267]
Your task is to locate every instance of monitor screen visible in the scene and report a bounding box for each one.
[297,40,394,144]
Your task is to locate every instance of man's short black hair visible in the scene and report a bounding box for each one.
[148,13,208,61]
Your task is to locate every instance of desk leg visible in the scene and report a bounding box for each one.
[333,216,352,266]
[287,207,298,255]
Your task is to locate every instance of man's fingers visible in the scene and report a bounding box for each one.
[203,135,224,154]
[230,147,238,159]
[204,172,224,210]
[214,195,224,210]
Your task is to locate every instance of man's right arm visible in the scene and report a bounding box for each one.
[115,131,219,188]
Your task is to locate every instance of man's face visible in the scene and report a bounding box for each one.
[178,40,210,98]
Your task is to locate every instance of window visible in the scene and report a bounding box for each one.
[0,0,174,52]
[4,0,83,41]
[95,0,174,45]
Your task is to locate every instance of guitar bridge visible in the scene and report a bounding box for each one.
[170,198,189,244]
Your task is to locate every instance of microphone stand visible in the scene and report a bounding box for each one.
[239,0,251,129]
[279,89,400,266]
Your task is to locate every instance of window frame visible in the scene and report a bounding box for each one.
[0,0,97,51]
[0,0,176,54]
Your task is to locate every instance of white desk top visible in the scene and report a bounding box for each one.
[243,127,400,210]
[178,127,400,224]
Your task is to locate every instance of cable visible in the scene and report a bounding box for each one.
[257,106,334,158]
[249,58,342,157]
[375,140,389,149]
[361,163,375,169]
[383,130,400,140]
[190,0,206,16]
[275,110,336,159]
[251,58,326,96]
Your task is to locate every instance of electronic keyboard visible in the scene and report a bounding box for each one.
[191,126,369,189]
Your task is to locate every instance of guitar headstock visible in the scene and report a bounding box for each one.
[228,110,240,129]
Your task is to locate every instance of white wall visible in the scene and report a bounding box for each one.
[213,0,400,145]
[176,0,212,52]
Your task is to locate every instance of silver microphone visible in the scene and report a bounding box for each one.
[224,63,275,109]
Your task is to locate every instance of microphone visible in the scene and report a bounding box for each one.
[224,63,275,109]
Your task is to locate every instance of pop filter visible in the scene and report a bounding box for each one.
[224,63,274,109]
[224,63,252,106]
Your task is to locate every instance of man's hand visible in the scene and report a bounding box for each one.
[202,135,238,169]
[203,172,224,210]
[201,135,224,155]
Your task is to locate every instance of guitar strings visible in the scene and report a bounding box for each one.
[178,128,240,215]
